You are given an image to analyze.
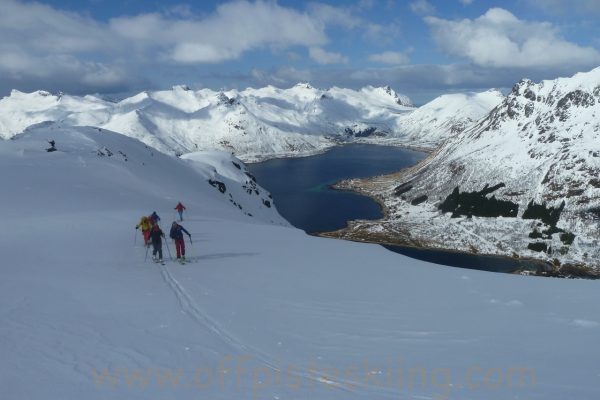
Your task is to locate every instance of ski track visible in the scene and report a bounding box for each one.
[155,264,399,397]
[157,263,428,398]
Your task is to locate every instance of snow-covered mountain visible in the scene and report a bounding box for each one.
[3,119,600,400]
[0,82,508,161]
[389,89,504,147]
[330,67,600,273]
[0,84,418,161]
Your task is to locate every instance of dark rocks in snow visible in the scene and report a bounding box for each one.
[242,184,254,195]
[245,172,257,182]
[96,147,113,157]
[529,229,544,239]
[506,98,522,119]
[522,200,565,227]
[411,195,428,206]
[208,179,227,193]
[394,183,413,196]
[524,88,537,101]
[560,232,576,245]
[232,161,241,170]
[438,183,518,218]
[217,92,238,106]
[567,188,585,197]
[556,90,596,109]
[344,126,380,138]
[262,199,271,208]
[528,242,548,253]
[524,102,535,117]
[555,90,596,122]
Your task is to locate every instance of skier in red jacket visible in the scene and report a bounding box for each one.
[175,202,186,221]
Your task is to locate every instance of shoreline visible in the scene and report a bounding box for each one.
[315,160,598,279]
[313,230,553,275]
[318,186,599,278]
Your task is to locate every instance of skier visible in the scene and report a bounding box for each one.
[149,224,165,263]
[174,202,186,221]
[46,139,56,152]
[149,211,160,225]
[135,216,152,246]
[170,221,191,262]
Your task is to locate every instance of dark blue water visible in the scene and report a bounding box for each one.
[248,144,546,273]
[382,245,547,273]
[248,144,425,233]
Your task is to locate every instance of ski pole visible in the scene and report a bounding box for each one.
[164,239,173,261]
[134,229,137,246]
[187,236,194,260]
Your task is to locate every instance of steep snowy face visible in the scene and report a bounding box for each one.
[334,67,600,271]
[0,84,416,161]
[389,90,505,146]
[435,67,600,204]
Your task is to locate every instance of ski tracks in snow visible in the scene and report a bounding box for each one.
[156,264,422,398]
[158,264,245,351]
[156,265,381,397]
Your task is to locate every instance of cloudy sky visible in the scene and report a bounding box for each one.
[2,0,600,103]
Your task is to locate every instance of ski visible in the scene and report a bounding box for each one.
[152,257,166,265]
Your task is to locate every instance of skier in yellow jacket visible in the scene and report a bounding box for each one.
[135,216,152,246]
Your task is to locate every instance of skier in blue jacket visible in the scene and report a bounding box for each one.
[170,221,191,261]
[149,211,160,225]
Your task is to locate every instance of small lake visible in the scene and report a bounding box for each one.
[247,144,544,274]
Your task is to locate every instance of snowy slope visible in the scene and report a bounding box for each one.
[331,67,600,272]
[389,90,504,147]
[1,123,600,399]
[0,84,417,161]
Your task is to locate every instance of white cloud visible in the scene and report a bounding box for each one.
[306,2,398,44]
[425,8,600,68]
[306,3,361,29]
[368,51,410,65]
[459,0,474,5]
[110,1,327,63]
[0,1,131,93]
[410,0,435,15]
[0,0,405,95]
[0,0,336,93]
[309,47,349,65]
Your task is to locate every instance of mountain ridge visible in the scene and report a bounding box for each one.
[328,66,600,274]
[0,83,502,161]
